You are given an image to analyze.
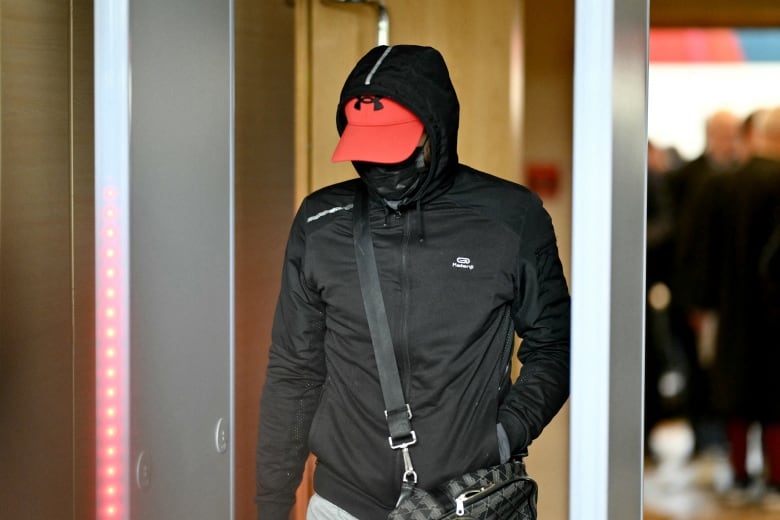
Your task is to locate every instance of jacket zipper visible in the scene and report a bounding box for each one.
[386,208,411,486]
[400,210,412,398]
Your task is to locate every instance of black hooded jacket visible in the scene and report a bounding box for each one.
[256,45,570,520]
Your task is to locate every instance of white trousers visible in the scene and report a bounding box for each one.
[306,493,360,520]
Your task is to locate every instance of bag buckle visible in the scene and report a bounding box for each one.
[385,404,418,485]
[386,404,416,449]
[387,430,417,450]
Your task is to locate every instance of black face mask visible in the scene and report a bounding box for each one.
[356,144,428,202]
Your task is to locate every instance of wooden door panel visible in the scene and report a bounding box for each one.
[296,0,521,200]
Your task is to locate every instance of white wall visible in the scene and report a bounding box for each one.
[648,63,780,159]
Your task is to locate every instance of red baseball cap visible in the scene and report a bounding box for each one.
[332,95,424,164]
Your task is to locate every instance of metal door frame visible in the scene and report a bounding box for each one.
[570,0,648,518]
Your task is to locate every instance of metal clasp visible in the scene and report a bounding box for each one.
[384,404,418,485]
[386,404,416,449]
[387,430,416,450]
[401,446,418,484]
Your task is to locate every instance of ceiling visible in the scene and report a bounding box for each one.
[651,0,780,27]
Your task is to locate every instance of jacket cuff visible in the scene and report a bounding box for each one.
[497,423,511,463]
[497,410,530,455]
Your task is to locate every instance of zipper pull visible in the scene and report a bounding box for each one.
[454,483,496,516]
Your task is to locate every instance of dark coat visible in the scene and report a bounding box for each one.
[703,157,780,420]
[669,154,737,309]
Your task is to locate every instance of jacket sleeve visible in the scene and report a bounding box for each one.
[256,200,327,520]
[497,200,571,453]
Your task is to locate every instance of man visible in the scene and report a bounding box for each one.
[668,110,741,202]
[699,106,780,509]
[666,110,742,455]
[256,45,570,520]
[668,110,741,298]
[670,110,741,308]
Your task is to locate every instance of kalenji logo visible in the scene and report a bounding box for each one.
[452,257,475,270]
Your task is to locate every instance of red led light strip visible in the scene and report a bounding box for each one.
[96,186,128,519]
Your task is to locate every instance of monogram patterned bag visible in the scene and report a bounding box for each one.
[388,458,538,520]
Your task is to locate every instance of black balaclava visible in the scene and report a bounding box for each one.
[355,138,428,208]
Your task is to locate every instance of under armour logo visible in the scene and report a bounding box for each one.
[354,95,384,111]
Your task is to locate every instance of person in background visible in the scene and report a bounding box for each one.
[666,110,742,220]
[681,107,780,510]
[666,110,742,456]
[645,140,693,441]
[736,109,768,165]
[254,45,570,520]
[715,107,780,509]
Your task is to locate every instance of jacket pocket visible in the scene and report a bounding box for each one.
[496,306,515,397]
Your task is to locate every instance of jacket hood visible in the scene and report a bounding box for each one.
[336,45,460,206]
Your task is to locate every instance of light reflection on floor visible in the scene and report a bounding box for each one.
[644,419,780,520]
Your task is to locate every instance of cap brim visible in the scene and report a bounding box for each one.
[331,120,424,164]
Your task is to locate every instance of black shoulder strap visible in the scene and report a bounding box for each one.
[352,187,416,450]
